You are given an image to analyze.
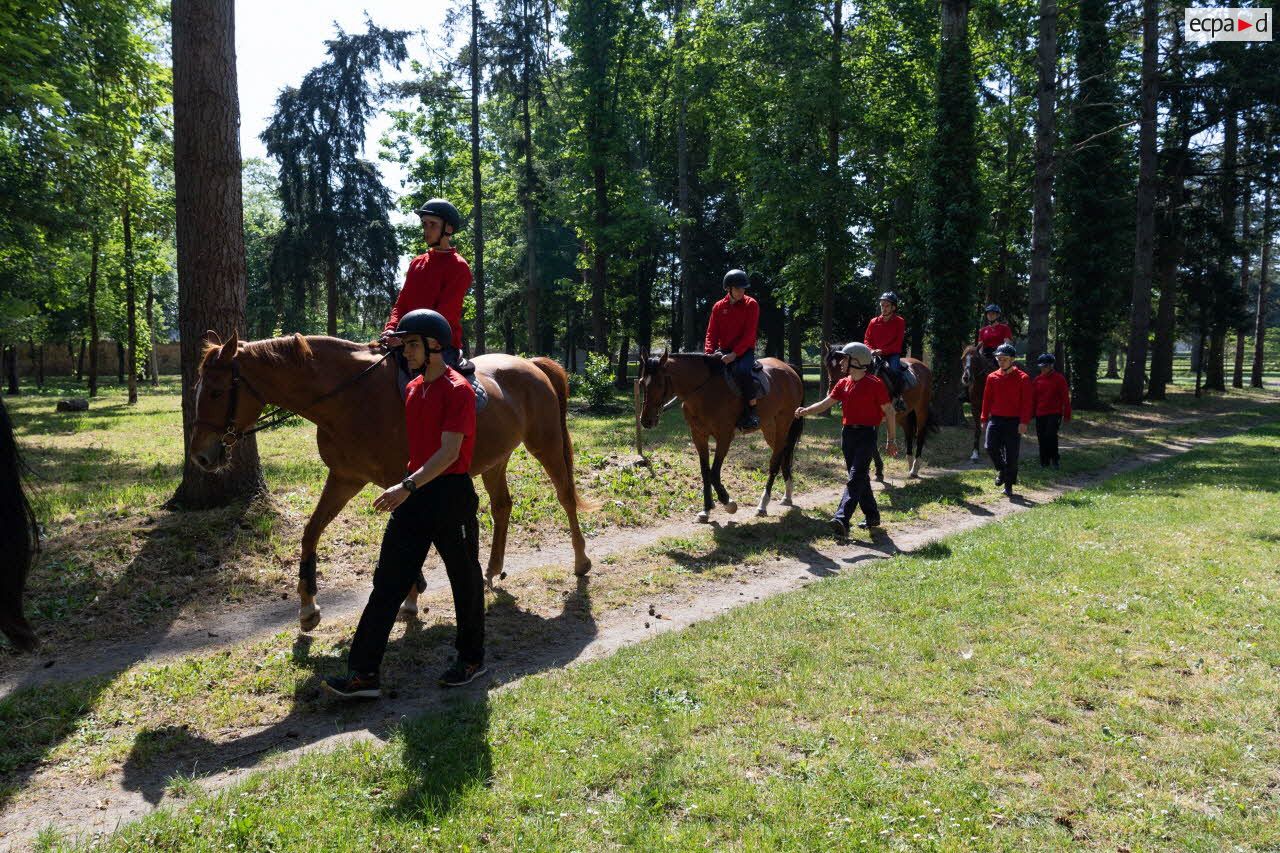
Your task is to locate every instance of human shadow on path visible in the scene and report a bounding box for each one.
[118,578,597,808]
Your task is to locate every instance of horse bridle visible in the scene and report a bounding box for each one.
[196,349,393,449]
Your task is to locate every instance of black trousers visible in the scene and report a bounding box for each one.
[348,474,484,674]
[1035,414,1061,466]
[985,415,1022,486]
[834,425,879,525]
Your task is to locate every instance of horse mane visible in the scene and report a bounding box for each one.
[242,334,316,367]
[961,344,979,358]
[643,352,722,374]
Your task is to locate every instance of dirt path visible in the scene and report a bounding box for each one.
[0,419,1264,850]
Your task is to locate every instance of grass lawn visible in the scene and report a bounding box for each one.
[47,421,1280,851]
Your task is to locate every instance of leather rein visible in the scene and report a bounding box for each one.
[196,349,393,449]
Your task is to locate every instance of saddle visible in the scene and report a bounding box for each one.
[874,356,915,396]
[723,361,770,399]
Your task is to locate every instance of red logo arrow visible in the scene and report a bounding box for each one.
[1238,17,1253,30]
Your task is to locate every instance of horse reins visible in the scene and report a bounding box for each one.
[197,349,394,449]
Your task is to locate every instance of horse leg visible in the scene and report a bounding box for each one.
[710,431,737,514]
[756,420,783,517]
[903,410,918,478]
[970,407,981,463]
[694,432,714,523]
[298,473,366,632]
[480,462,513,583]
[526,442,591,577]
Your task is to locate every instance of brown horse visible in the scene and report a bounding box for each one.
[822,347,938,480]
[188,332,590,631]
[960,344,994,462]
[637,352,804,520]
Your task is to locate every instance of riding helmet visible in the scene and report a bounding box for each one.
[994,343,1017,358]
[723,269,750,290]
[1036,352,1056,366]
[879,291,899,306]
[840,341,874,369]
[414,198,464,233]
[984,303,1002,314]
[395,309,453,346]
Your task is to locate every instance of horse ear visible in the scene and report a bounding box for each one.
[659,348,668,366]
[204,330,222,346]
[218,331,239,362]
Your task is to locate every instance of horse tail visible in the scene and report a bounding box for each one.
[0,398,38,651]
[531,356,591,511]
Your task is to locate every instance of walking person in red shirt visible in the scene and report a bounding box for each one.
[864,291,908,412]
[325,309,487,698]
[705,269,761,430]
[795,342,897,537]
[976,304,1014,366]
[382,199,473,372]
[980,343,1032,498]
[1031,352,1071,470]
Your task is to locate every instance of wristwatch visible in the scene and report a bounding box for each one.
[401,477,417,493]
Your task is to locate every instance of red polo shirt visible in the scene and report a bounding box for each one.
[981,366,1033,425]
[1031,370,1072,420]
[384,249,472,351]
[977,323,1013,350]
[864,314,905,355]
[704,295,759,357]
[831,374,890,427]
[404,367,476,475]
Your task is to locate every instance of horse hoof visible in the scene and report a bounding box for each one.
[908,472,920,479]
[574,558,593,577]
[724,501,738,515]
[696,511,710,523]
[779,497,793,507]
[756,507,768,517]
[299,606,321,633]
[398,602,419,619]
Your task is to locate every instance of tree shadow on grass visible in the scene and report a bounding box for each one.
[115,579,596,810]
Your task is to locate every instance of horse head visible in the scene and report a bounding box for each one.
[189,329,265,471]
[637,348,670,429]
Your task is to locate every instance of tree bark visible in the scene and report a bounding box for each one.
[75,335,86,381]
[470,0,486,354]
[1252,183,1273,388]
[1206,105,1238,391]
[116,340,126,383]
[171,0,265,507]
[2,346,17,395]
[521,50,539,353]
[591,161,608,354]
[1105,349,1119,379]
[675,0,694,351]
[124,172,138,404]
[1119,0,1157,404]
[145,279,160,385]
[818,0,843,399]
[1233,168,1253,389]
[1026,0,1057,360]
[88,230,100,398]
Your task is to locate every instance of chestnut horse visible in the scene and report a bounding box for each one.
[637,352,804,520]
[188,332,590,631]
[960,345,993,462]
[823,348,938,480]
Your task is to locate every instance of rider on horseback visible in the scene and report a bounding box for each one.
[864,290,908,412]
[976,304,1014,369]
[705,269,761,431]
[382,199,473,373]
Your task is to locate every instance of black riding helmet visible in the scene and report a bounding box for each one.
[414,198,464,234]
[994,343,1017,358]
[395,309,452,348]
[879,291,899,306]
[723,269,750,290]
[985,303,1002,315]
[1036,353,1056,366]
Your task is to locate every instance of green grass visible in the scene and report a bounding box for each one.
[75,422,1280,851]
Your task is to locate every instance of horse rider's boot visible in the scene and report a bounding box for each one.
[456,356,476,376]
[738,403,760,431]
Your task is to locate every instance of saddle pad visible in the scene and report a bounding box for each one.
[725,368,771,399]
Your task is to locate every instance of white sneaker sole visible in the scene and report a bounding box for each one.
[439,665,488,688]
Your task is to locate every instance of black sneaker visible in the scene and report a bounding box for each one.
[439,659,488,688]
[1003,484,1014,497]
[857,519,883,530]
[829,517,849,538]
[994,473,1004,486]
[322,671,381,700]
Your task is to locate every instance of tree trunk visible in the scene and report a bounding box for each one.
[614,331,629,389]
[124,173,138,405]
[470,0,486,354]
[522,63,539,353]
[76,336,86,381]
[145,279,160,385]
[1119,0,1157,404]
[1105,349,1119,378]
[818,0,843,399]
[591,161,608,355]
[1233,171,1253,389]
[171,0,264,507]
[35,342,44,389]
[1206,105,1238,392]
[324,256,338,337]
[88,230,100,397]
[675,0,694,351]
[1027,0,1057,359]
[1252,183,1272,388]
[2,346,17,395]
[116,340,126,383]
[787,306,804,370]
